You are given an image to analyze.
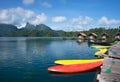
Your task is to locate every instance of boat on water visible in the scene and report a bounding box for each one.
[54,59,103,65]
[48,61,103,73]
[91,45,111,49]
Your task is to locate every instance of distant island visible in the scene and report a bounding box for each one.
[0,23,120,40]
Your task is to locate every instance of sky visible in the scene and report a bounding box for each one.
[0,0,120,31]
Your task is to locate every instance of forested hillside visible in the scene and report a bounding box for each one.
[0,23,120,40]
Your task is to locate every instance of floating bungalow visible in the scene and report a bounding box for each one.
[77,33,87,42]
[101,33,109,42]
[115,32,120,41]
[88,33,97,42]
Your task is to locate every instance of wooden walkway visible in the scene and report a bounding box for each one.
[96,42,120,82]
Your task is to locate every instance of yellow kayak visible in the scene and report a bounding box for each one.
[54,59,104,65]
[95,49,107,56]
[91,46,110,49]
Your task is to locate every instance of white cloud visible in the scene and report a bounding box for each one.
[0,7,47,28]
[67,16,93,31]
[52,16,66,23]
[23,0,34,5]
[31,13,47,25]
[41,2,52,8]
[98,16,120,27]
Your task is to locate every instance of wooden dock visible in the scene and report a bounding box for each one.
[96,42,120,82]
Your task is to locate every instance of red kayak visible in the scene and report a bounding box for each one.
[48,61,103,73]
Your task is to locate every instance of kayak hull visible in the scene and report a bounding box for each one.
[55,59,103,65]
[48,61,103,73]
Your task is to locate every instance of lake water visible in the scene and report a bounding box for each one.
[0,37,98,82]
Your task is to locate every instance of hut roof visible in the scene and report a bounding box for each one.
[77,33,87,37]
[101,33,108,37]
[116,32,120,36]
[88,33,97,37]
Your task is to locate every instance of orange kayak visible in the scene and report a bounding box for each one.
[48,61,103,73]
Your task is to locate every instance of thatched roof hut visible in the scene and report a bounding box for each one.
[77,33,87,42]
[101,33,109,38]
[101,33,109,42]
[77,33,87,37]
[88,33,97,42]
[115,32,120,36]
[88,33,97,38]
[115,32,120,41]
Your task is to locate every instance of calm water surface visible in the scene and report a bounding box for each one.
[0,37,97,82]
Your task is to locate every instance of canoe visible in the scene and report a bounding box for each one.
[54,59,103,65]
[49,69,96,76]
[95,49,107,56]
[91,46,111,49]
[48,61,103,73]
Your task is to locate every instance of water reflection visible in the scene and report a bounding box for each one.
[49,68,98,77]
[0,37,52,68]
[0,37,97,82]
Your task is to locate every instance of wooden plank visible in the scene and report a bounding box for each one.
[109,51,120,58]
[98,72,120,82]
[103,57,120,66]
[101,57,120,74]
[101,67,120,75]
[108,43,120,58]
[95,43,120,82]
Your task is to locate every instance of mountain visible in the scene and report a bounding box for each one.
[0,23,65,37]
[22,22,53,32]
[0,23,18,36]
[24,22,36,30]
[20,23,59,36]
[36,24,53,31]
